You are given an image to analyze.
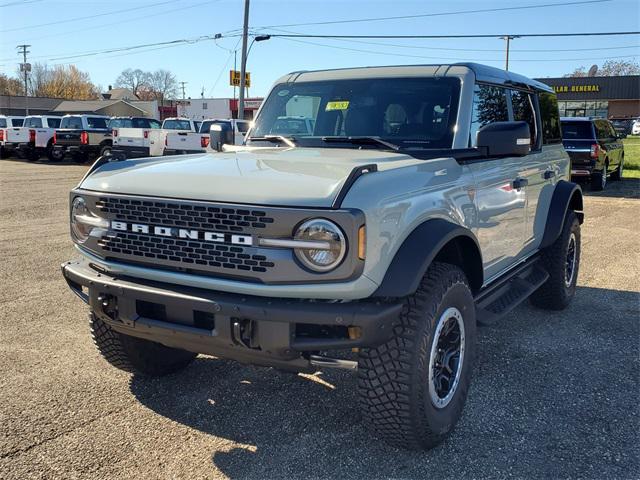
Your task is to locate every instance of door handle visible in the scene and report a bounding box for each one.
[543,170,556,180]
[512,178,528,189]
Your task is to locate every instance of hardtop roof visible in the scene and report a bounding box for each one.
[277,62,553,93]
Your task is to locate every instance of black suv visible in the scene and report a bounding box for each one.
[561,117,625,190]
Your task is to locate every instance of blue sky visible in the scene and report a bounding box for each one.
[1,0,638,99]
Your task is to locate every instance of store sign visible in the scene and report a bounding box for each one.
[230,70,251,87]
[553,85,600,93]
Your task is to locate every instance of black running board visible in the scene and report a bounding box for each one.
[475,256,549,326]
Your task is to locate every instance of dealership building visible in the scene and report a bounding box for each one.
[536,75,640,119]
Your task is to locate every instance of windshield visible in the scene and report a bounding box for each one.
[250,77,460,149]
[561,121,594,140]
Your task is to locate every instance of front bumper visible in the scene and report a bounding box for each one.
[62,259,402,371]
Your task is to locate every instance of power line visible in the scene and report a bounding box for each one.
[260,31,640,40]
[254,0,612,28]
[0,0,181,33]
[274,36,640,63]
[0,0,42,7]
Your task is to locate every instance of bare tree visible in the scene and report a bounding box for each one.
[147,69,178,104]
[114,68,149,98]
[564,59,640,77]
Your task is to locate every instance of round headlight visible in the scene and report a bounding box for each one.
[70,197,92,243]
[294,219,346,272]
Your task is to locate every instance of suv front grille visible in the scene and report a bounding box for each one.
[98,232,274,273]
[96,197,274,232]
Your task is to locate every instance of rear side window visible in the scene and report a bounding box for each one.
[594,121,612,139]
[149,119,161,129]
[510,90,538,147]
[46,118,61,128]
[236,121,250,133]
[60,116,83,129]
[25,117,43,128]
[560,121,594,140]
[538,92,562,145]
[0,118,6,128]
[87,117,107,129]
[469,84,509,147]
[163,119,192,130]
[11,118,23,127]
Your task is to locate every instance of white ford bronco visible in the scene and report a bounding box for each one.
[62,63,583,449]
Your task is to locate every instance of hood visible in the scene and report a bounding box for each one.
[79,147,422,207]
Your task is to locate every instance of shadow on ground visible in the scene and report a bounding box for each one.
[129,286,639,479]
[580,177,640,199]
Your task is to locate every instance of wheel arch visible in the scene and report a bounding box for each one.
[373,219,483,298]
[540,180,584,249]
[99,139,113,147]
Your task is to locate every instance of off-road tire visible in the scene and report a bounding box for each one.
[530,211,580,310]
[357,262,476,450]
[90,313,197,376]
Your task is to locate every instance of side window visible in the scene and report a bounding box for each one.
[194,121,201,132]
[149,120,162,129]
[510,89,538,147]
[606,122,617,138]
[595,121,609,139]
[538,92,562,145]
[47,118,61,128]
[469,84,509,147]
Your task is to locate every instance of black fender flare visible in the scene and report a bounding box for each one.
[540,180,584,249]
[373,218,483,298]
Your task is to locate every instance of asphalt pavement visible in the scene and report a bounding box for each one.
[0,158,638,479]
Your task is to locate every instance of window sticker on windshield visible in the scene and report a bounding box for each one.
[326,100,349,111]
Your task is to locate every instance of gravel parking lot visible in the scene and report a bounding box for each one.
[1,159,638,479]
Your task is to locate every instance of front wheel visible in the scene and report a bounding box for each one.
[358,263,476,450]
[47,144,65,162]
[90,313,197,376]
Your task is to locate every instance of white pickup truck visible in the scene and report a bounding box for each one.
[200,118,251,151]
[10,115,63,161]
[111,116,162,158]
[148,118,202,156]
[0,115,25,158]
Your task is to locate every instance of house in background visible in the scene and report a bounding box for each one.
[0,95,63,116]
[52,99,159,119]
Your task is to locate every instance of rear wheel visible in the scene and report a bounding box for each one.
[90,313,197,376]
[530,211,580,310]
[358,263,476,450]
[99,144,113,157]
[591,162,607,191]
[611,156,624,181]
[47,144,65,162]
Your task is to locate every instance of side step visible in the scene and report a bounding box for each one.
[475,258,549,326]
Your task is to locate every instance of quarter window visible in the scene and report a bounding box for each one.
[469,84,508,147]
[510,90,537,147]
[538,92,562,145]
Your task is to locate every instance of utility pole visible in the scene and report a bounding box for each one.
[238,0,250,120]
[179,81,188,100]
[17,44,30,115]
[500,35,519,71]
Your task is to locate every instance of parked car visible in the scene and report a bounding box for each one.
[148,117,202,156]
[609,118,632,137]
[0,115,25,158]
[561,116,625,190]
[271,115,315,135]
[63,63,583,450]
[8,115,63,161]
[200,118,251,148]
[111,116,162,158]
[632,118,640,135]
[53,115,112,162]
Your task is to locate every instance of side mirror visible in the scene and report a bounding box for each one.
[476,121,531,157]
[209,123,234,152]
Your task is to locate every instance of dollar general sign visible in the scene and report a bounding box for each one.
[230,70,251,87]
[553,85,600,93]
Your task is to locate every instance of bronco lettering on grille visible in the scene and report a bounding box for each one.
[110,221,253,246]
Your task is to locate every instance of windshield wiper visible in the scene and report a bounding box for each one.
[247,135,296,147]
[321,136,401,151]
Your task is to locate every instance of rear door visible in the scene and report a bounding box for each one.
[467,84,527,280]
